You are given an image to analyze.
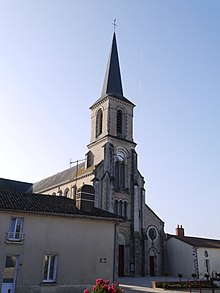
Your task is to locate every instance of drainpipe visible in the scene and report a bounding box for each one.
[113,222,119,283]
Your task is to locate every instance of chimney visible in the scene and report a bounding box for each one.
[76,184,95,212]
[176,225,185,237]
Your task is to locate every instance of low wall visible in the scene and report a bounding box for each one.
[16,284,93,293]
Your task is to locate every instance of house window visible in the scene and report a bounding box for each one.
[2,255,19,287]
[96,109,103,137]
[8,218,24,241]
[43,255,58,283]
[117,109,123,136]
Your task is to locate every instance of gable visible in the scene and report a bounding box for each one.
[144,204,164,226]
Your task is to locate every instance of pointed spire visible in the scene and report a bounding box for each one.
[90,32,134,109]
[101,33,123,97]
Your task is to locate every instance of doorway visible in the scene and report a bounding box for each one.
[149,248,157,276]
[118,245,124,277]
[149,256,155,276]
[1,256,19,293]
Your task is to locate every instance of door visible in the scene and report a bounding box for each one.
[118,245,124,277]
[149,256,155,276]
[1,256,19,293]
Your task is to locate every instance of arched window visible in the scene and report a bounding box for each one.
[124,201,127,218]
[57,190,62,196]
[119,200,123,216]
[64,188,69,197]
[96,109,103,137]
[52,192,56,196]
[117,109,123,136]
[115,161,125,191]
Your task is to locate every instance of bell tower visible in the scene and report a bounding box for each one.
[87,33,136,167]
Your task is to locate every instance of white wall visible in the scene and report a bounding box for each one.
[167,237,195,278]
[197,247,220,277]
[0,211,116,293]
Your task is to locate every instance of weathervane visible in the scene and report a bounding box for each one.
[112,19,117,32]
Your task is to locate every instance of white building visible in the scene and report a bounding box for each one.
[167,225,220,279]
[0,185,122,293]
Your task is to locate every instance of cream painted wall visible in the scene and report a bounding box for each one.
[0,211,116,293]
[90,98,109,144]
[167,237,195,278]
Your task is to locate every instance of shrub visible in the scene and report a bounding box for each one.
[84,279,124,293]
[154,280,218,289]
[178,273,183,282]
[163,272,169,282]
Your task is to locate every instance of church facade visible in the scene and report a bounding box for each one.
[33,33,166,277]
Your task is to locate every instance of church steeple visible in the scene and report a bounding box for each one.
[91,33,134,108]
[101,32,123,97]
[89,32,136,150]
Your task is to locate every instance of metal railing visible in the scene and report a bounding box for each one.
[6,232,24,242]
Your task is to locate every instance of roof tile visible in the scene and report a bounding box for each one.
[0,190,123,221]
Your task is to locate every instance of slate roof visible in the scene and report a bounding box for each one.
[33,162,88,193]
[91,33,134,109]
[102,32,123,97]
[0,178,33,193]
[0,190,123,221]
[167,234,220,249]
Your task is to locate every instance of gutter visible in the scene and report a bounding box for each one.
[0,208,124,223]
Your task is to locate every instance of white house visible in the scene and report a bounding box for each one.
[167,225,220,279]
[0,185,123,293]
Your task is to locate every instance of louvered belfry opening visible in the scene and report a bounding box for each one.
[117,109,123,136]
[96,109,103,137]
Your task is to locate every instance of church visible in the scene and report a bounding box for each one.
[33,32,166,277]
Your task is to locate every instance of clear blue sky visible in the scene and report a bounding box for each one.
[0,1,219,239]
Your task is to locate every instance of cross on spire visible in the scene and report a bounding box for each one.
[112,19,117,32]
